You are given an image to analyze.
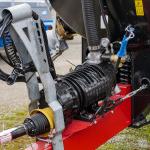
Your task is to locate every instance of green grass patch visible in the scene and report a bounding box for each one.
[0,107,35,150]
[100,125,150,150]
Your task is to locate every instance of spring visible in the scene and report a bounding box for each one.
[117,59,131,84]
[3,30,21,68]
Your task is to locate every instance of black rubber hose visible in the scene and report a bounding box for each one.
[81,0,101,48]
[0,69,9,81]
[0,69,26,82]
[40,20,57,79]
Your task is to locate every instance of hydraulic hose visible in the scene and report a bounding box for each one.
[0,69,9,81]
[81,0,101,51]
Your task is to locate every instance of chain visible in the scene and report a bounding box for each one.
[91,84,148,124]
[125,25,135,41]
[120,84,148,101]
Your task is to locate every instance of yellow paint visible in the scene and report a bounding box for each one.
[135,0,144,16]
[31,107,54,129]
[30,107,54,137]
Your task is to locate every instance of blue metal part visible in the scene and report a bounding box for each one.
[117,25,135,58]
[0,1,55,48]
[0,19,54,48]
[117,35,128,58]
[0,38,3,48]
[43,20,54,31]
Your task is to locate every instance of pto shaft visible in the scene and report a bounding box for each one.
[0,109,53,144]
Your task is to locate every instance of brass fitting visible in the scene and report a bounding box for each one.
[111,55,126,63]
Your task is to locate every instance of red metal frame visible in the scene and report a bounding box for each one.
[26,84,132,150]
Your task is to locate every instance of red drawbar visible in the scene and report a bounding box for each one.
[26,84,132,150]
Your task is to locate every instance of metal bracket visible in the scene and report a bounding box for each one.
[2,4,65,150]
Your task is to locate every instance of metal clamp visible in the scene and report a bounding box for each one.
[120,84,148,101]
[125,25,135,41]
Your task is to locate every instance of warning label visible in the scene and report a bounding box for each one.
[135,0,144,16]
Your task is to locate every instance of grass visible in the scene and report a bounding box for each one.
[100,115,150,150]
[0,108,149,150]
[0,107,35,150]
[100,126,150,150]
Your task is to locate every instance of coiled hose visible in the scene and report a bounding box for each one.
[3,30,21,68]
[0,11,57,83]
[81,0,101,49]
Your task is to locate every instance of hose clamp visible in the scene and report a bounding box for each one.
[88,45,101,51]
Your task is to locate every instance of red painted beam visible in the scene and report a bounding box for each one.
[26,84,132,150]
